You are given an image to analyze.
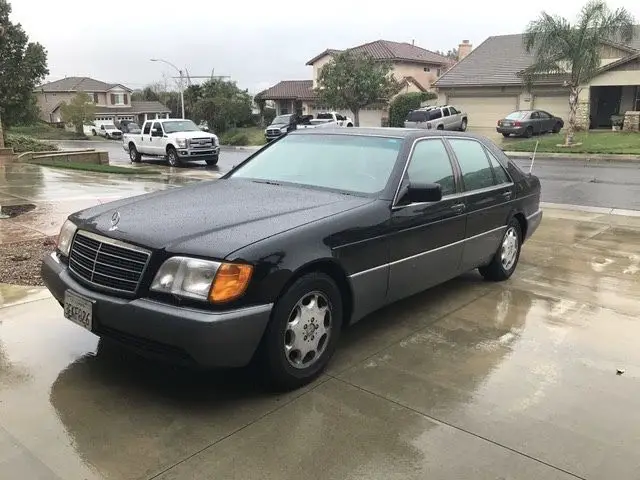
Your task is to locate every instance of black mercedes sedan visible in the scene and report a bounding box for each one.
[42,128,542,389]
[497,110,564,138]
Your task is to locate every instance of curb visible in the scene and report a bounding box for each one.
[541,202,640,216]
[505,151,640,163]
[219,145,261,152]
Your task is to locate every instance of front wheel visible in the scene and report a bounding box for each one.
[129,145,141,163]
[459,119,467,131]
[479,218,522,281]
[259,273,343,390]
[346,123,353,127]
[166,148,181,167]
[205,156,219,166]
[524,126,534,138]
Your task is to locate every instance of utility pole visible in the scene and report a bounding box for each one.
[151,58,185,119]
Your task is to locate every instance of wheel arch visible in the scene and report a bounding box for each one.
[274,259,354,328]
[166,143,177,154]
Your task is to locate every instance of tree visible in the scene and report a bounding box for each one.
[436,48,459,60]
[0,0,49,145]
[388,92,438,127]
[193,79,253,133]
[61,93,95,135]
[523,0,635,145]
[315,51,399,126]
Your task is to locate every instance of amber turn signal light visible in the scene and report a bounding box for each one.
[209,263,253,303]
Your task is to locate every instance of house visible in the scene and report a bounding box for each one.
[434,30,640,131]
[35,77,171,126]
[256,39,461,126]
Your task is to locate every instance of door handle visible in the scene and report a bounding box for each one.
[451,203,466,214]
[502,191,513,200]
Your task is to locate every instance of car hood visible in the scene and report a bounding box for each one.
[266,123,288,130]
[168,131,217,139]
[70,178,372,259]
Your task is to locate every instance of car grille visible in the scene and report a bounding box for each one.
[188,137,214,149]
[267,129,282,136]
[68,231,151,294]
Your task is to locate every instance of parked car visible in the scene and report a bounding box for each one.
[265,114,299,142]
[42,129,542,390]
[123,118,220,166]
[404,105,468,131]
[117,122,141,134]
[296,112,354,129]
[83,124,98,136]
[497,110,564,138]
[99,124,123,140]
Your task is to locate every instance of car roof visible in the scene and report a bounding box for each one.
[289,127,491,142]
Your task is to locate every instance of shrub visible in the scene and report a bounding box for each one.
[6,134,58,153]
[221,132,250,146]
[388,92,438,127]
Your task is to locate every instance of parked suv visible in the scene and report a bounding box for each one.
[404,105,468,131]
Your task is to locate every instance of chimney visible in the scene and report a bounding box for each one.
[458,40,472,61]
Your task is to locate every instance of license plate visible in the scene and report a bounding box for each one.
[503,122,512,126]
[64,291,94,331]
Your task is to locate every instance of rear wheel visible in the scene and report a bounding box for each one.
[524,126,533,138]
[129,145,141,163]
[460,119,467,131]
[552,122,562,133]
[502,133,510,138]
[166,147,181,167]
[259,273,343,391]
[479,218,522,281]
[437,124,444,130]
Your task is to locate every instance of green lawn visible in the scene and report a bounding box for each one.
[219,127,266,146]
[9,123,88,140]
[502,131,640,155]
[31,161,159,175]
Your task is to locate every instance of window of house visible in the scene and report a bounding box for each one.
[405,139,456,197]
[424,67,430,72]
[437,68,441,76]
[448,139,495,191]
[93,93,99,103]
[110,93,127,105]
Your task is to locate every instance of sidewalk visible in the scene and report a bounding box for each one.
[505,150,640,162]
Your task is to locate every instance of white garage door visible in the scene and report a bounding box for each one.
[534,95,570,123]
[447,96,518,129]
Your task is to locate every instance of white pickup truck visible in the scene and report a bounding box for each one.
[123,118,220,166]
[298,112,354,129]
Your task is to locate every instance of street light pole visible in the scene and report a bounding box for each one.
[0,25,5,149]
[150,58,185,119]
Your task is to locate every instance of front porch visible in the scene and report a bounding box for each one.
[589,85,640,129]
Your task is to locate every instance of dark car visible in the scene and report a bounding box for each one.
[42,129,542,390]
[264,114,299,142]
[497,110,564,138]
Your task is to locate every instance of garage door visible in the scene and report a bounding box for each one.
[533,95,570,124]
[447,96,518,129]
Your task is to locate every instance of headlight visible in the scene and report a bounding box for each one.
[151,257,253,303]
[211,135,219,146]
[280,127,288,132]
[57,220,77,256]
[175,138,187,148]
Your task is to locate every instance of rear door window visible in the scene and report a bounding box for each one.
[429,109,443,120]
[442,108,451,117]
[448,139,495,191]
[406,139,456,196]
[486,150,511,184]
[449,106,459,114]
[143,122,151,135]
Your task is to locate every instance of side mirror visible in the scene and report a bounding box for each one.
[407,182,442,203]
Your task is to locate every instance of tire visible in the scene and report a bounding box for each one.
[259,273,343,391]
[502,133,510,138]
[166,147,181,167]
[460,119,467,131]
[346,123,353,127]
[129,144,141,163]
[205,156,219,166]
[552,122,562,133]
[92,129,96,136]
[524,126,533,138]
[479,218,522,282]
[437,124,444,130]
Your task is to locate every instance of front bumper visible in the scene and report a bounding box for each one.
[176,146,220,159]
[42,252,272,368]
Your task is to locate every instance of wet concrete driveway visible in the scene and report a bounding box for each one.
[2,207,640,479]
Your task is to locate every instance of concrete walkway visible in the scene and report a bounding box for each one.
[1,206,640,479]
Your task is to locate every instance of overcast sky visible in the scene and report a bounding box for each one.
[10,0,640,94]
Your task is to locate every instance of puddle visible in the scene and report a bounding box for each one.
[0,203,36,218]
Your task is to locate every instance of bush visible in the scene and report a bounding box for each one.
[263,107,277,126]
[221,131,250,146]
[6,134,58,153]
[388,92,438,127]
[9,123,87,140]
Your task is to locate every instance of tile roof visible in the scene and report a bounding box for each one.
[306,40,451,66]
[436,27,640,88]
[37,76,132,92]
[255,80,316,101]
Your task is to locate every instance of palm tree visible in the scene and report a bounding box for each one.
[523,1,635,145]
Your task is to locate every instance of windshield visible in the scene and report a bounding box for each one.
[162,120,199,133]
[272,115,292,125]
[229,134,402,195]
[104,124,116,129]
[127,124,141,133]
[505,111,529,120]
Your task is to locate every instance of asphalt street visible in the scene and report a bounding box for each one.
[56,139,640,210]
